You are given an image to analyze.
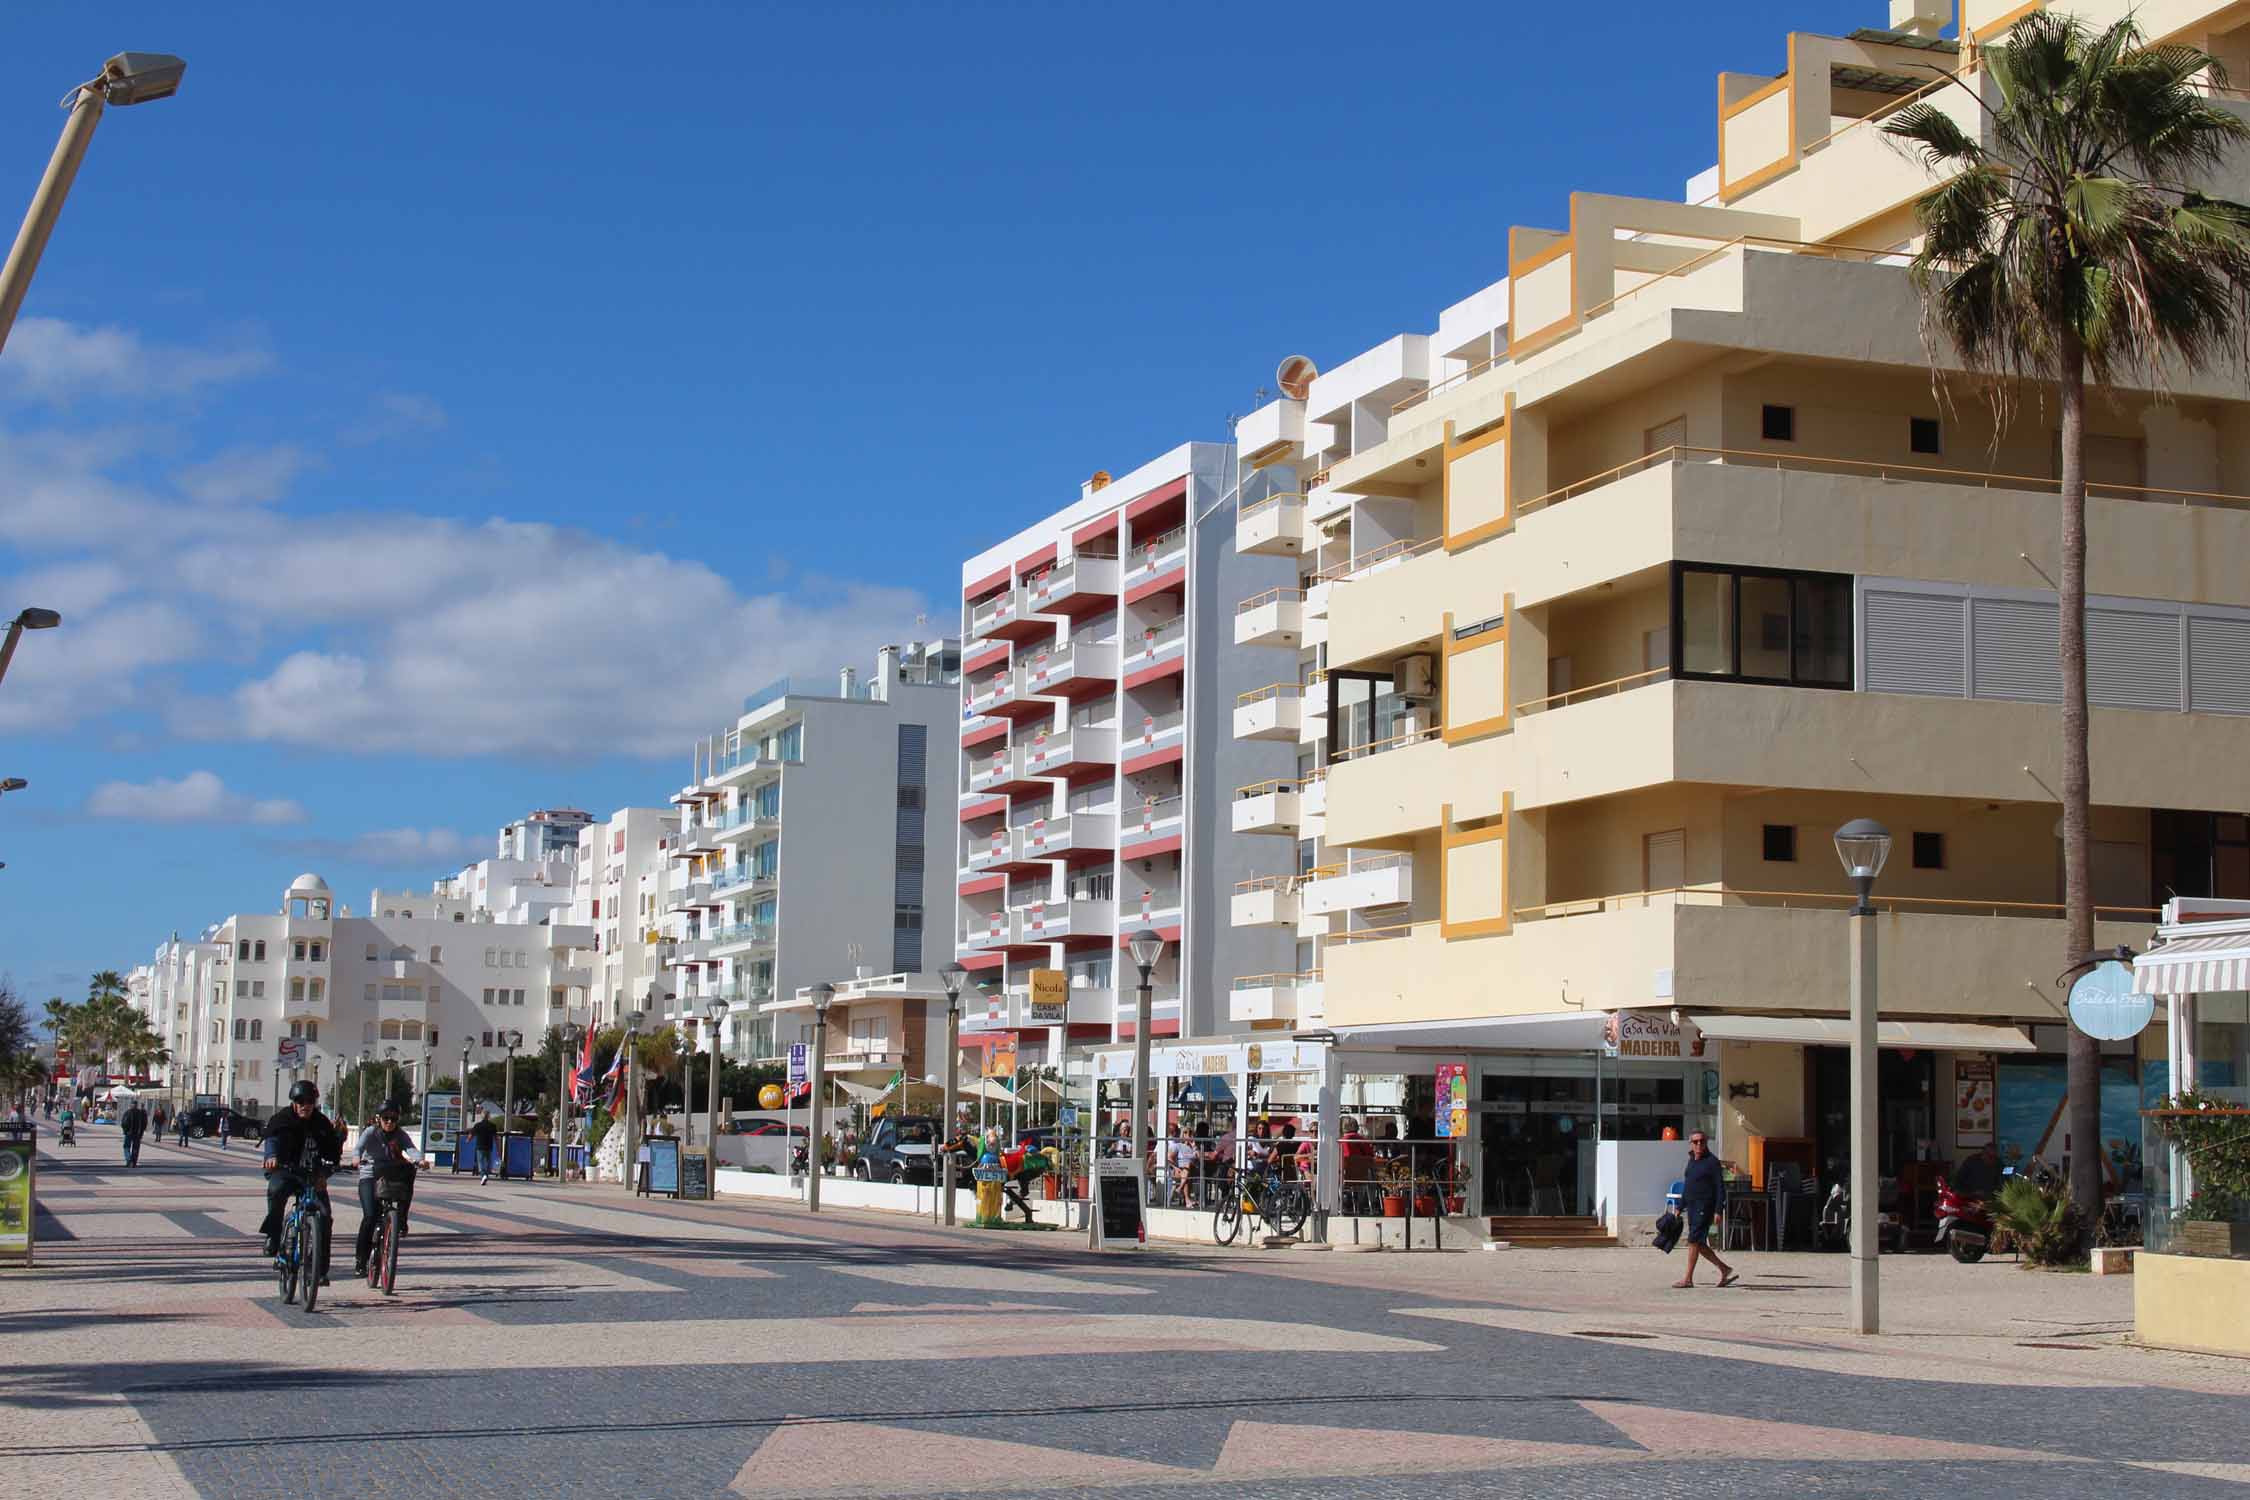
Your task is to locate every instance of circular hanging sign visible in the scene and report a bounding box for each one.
[2067,958,2153,1041]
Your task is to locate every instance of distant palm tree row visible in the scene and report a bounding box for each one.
[39,969,172,1084]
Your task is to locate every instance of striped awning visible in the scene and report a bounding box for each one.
[2133,932,2250,995]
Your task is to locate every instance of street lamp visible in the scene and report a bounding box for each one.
[0,778,25,794]
[557,1021,582,1179]
[0,609,60,690]
[625,1001,650,1190]
[383,1046,398,1107]
[1833,817,1892,1336]
[0,54,186,354]
[807,982,835,1214]
[501,1029,523,1180]
[704,997,727,1189]
[938,962,966,1227]
[1127,928,1164,1209]
[355,1049,370,1124]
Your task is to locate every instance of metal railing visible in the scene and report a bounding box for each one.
[1513,884,2162,923]
[1236,682,1299,707]
[1237,586,1306,614]
[1126,525,1187,576]
[1314,535,1442,583]
[1238,492,1307,523]
[1515,666,1671,716]
[1234,777,1300,799]
[1329,722,1441,763]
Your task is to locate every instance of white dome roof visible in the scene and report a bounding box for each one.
[287,872,332,895]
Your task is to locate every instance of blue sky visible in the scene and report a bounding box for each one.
[0,0,1873,1002]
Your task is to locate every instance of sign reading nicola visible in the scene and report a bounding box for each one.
[2068,959,2154,1041]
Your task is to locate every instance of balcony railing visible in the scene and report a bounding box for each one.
[1515,666,1671,717]
[1123,795,1185,849]
[1236,492,1308,556]
[1027,553,1120,608]
[1511,884,2163,924]
[968,586,1022,637]
[1314,535,1442,583]
[1330,722,1441,764]
[711,866,777,898]
[1126,708,1184,755]
[1131,618,1186,668]
[1125,525,1187,582]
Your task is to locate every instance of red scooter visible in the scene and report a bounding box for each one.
[1933,1177,1992,1263]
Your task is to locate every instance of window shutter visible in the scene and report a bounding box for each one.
[1970,597,2060,703]
[1862,588,1965,696]
[2189,614,2250,714]
[2087,606,2181,711]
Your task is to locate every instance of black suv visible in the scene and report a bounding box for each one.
[851,1115,940,1184]
[179,1105,265,1140]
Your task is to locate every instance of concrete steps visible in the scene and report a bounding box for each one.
[1489,1214,1618,1249]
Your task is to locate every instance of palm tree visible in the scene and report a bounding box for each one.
[1887,14,2250,1228]
[87,970,126,1003]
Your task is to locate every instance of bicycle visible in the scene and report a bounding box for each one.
[365,1161,416,1296]
[1214,1164,1310,1246]
[274,1156,333,1312]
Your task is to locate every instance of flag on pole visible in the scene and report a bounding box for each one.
[570,1026,598,1105]
[601,1042,628,1113]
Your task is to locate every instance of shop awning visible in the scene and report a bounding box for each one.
[1323,1010,1611,1053]
[1689,1016,2037,1052]
[2132,932,2250,996]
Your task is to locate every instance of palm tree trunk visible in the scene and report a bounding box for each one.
[2057,327,2102,1234]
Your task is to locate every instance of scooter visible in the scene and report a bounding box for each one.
[1933,1177,1992,1263]
[1816,1179,1850,1251]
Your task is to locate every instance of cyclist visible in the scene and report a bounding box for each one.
[352,1099,422,1278]
[259,1080,342,1283]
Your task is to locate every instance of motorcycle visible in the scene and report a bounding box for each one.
[788,1141,809,1176]
[1933,1177,1992,1263]
[1816,1179,1850,1251]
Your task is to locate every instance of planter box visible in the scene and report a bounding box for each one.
[2177,1220,2250,1259]
[2091,1246,2135,1276]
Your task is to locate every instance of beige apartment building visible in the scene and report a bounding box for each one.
[1231,0,2250,1221]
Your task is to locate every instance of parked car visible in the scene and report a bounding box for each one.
[852,1115,940,1184]
[735,1119,808,1139]
[179,1105,265,1140]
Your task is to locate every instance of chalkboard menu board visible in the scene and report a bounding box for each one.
[1092,1160,1143,1249]
[679,1148,711,1202]
[642,1137,681,1198]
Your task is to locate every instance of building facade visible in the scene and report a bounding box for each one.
[666,640,963,1063]
[565,806,683,1032]
[1233,0,2250,1217]
[953,443,1295,1066]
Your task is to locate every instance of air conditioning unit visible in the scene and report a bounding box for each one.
[1392,653,1436,700]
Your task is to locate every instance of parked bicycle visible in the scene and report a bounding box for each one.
[365,1160,416,1296]
[1214,1164,1310,1245]
[274,1148,333,1312]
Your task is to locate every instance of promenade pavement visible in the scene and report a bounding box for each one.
[4,1119,2247,1499]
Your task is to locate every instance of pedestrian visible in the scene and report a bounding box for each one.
[470,1108,499,1184]
[177,1111,192,1148]
[121,1098,148,1168]
[1673,1129,1739,1289]
[217,1109,232,1151]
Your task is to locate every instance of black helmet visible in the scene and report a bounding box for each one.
[288,1080,319,1105]
[376,1098,404,1120]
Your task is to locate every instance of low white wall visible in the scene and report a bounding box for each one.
[1595,1140,1684,1244]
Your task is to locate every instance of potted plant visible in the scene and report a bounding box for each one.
[1379,1158,1411,1218]
[1443,1161,1472,1216]
[1412,1174,1442,1218]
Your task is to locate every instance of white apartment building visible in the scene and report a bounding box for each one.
[564,806,683,1031]
[666,640,963,1063]
[953,443,1295,1064]
[138,933,225,1100]
[431,808,592,927]
[165,873,592,1114]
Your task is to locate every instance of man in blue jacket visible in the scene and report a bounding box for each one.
[1672,1130,1739,1289]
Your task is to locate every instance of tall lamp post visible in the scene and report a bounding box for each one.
[807,983,835,1214]
[557,1022,582,1179]
[1834,818,1892,1337]
[625,1001,650,1189]
[1127,929,1165,1205]
[0,607,61,689]
[704,997,726,1190]
[938,963,965,1227]
[355,1049,370,1125]
[501,1029,522,1180]
[383,1046,398,1107]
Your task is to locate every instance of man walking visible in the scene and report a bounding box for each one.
[1672,1129,1739,1289]
[470,1109,498,1185]
[120,1098,148,1168]
[217,1109,232,1151]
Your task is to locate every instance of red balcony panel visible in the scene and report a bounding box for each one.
[958,874,1006,897]
[959,796,1007,823]
[1123,656,1185,691]
[963,642,1010,675]
[963,566,1010,603]
[1125,477,1187,525]
[1122,744,1184,776]
[1114,1015,1181,1040]
[986,613,1053,646]
[1073,512,1120,547]
[961,718,1008,750]
[1119,833,1183,861]
[1015,541,1058,576]
[958,951,1004,972]
[1123,569,1187,606]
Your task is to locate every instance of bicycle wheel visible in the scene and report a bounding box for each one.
[379,1208,400,1295]
[366,1217,386,1289]
[275,1211,299,1305]
[1272,1183,1310,1238]
[298,1214,324,1314]
[1214,1192,1243,1246]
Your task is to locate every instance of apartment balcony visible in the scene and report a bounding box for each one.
[1301,853,1414,916]
[1113,983,1183,1030]
[1025,553,1120,617]
[555,965,593,988]
[1122,708,1185,764]
[1123,525,1188,593]
[963,670,1017,718]
[1236,493,1308,557]
[665,878,713,912]
[1121,887,1184,931]
[1015,810,1116,863]
[826,1047,910,1074]
[1234,683,1302,741]
[662,937,715,967]
[1235,588,1306,648]
[710,806,780,844]
[1020,637,1120,699]
[1126,618,1187,679]
[711,866,778,902]
[1007,897,1116,945]
[1120,795,1185,857]
[710,922,778,958]
[1230,971,1323,1025]
[968,584,1046,645]
[1321,889,2150,1032]
[682,819,723,853]
[964,825,1019,873]
[1301,671,1330,745]
[966,740,1028,795]
[1231,877,1300,928]
[960,908,1012,952]
[1018,723,1117,778]
[1231,779,1301,836]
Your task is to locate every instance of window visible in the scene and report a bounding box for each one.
[364,983,378,1004]
[485,947,497,967]
[513,988,526,1006]
[1910,417,1941,455]
[233,1019,246,1041]
[1913,831,1946,869]
[290,978,305,1003]
[238,940,250,961]
[293,940,306,961]
[481,1030,494,1047]
[1761,404,1795,442]
[454,913,465,923]
[363,1022,376,1044]
[1762,824,1797,863]
[251,980,266,999]
[305,1022,319,1043]
[310,977,323,1002]
[254,941,267,961]
[366,943,379,960]
[235,980,249,1000]
[482,987,495,1005]
[401,910,413,919]
[1671,564,1853,688]
[249,1020,263,1041]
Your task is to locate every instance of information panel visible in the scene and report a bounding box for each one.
[0,1135,32,1262]
[1092,1159,1144,1250]
[643,1136,681,1198]
[421,1090,462,1162]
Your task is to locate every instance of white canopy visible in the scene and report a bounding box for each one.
[1688,1016,2037,1052]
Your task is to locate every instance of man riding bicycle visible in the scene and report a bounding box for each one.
[353,1099,423,1278]
[259,1080,343,1283]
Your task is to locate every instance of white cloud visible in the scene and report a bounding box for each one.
[1,318,272,402]
[85,770,305,826]
[341,391,447,445]
[175,443,313,506]
[283,826,479,868]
